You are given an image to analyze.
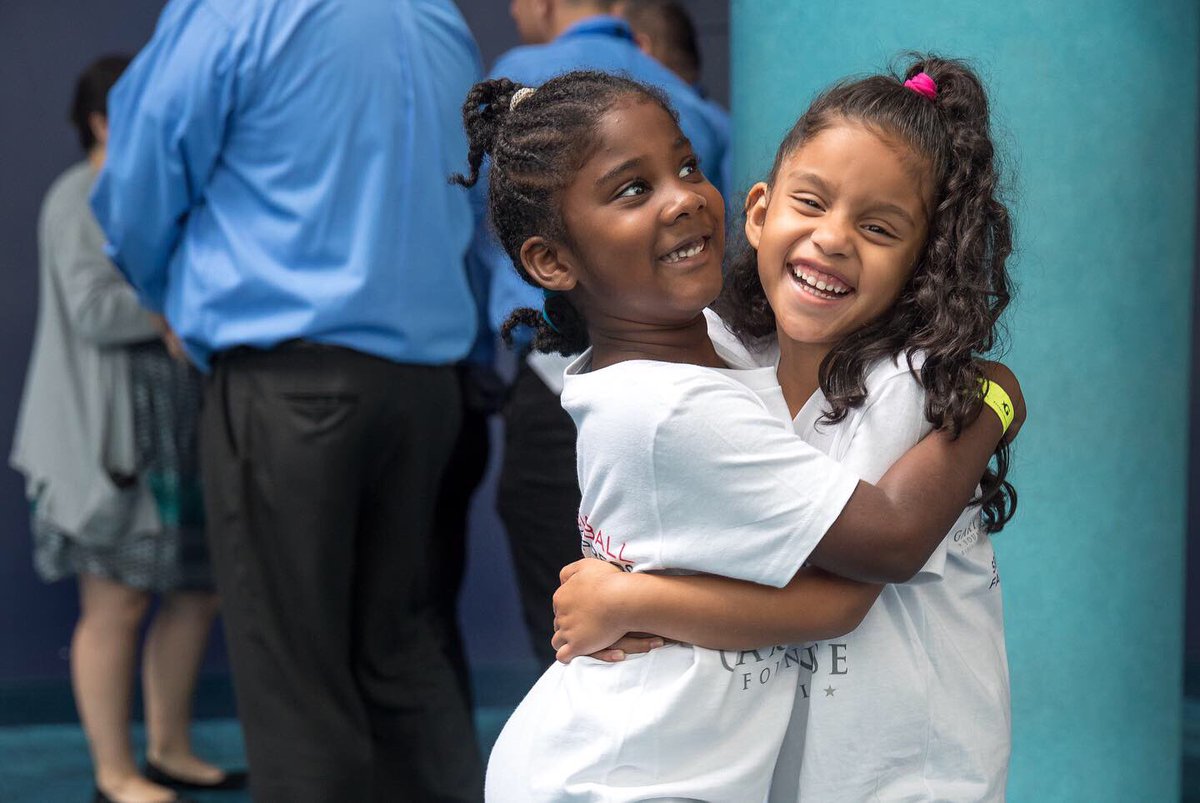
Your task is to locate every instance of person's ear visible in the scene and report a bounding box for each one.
[743,182,770,249]
[631,31,654,57]
[537,0,559,37]
[88,112,109,149]
[520,236,578,293]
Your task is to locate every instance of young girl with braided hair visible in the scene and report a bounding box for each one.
[454,68,1020,801]
[551,56,1018,800]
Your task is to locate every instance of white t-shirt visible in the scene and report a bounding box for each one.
[485,339,860,803]
[526,350,572,395]
[705,311,1011,802]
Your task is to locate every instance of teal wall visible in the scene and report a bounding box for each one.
[732,2,1197,800]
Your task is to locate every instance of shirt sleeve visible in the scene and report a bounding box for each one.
[463,181,498,363]
[454,48,491,365]
[51,200,158,346]
[651,375,860,588]
[837,365,950,582]
[89,0,239,312]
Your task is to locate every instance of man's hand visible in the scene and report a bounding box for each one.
[151,313,189,363]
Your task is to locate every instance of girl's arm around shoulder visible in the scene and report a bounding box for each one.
[828,358,946,583]
[838,356,933,483]
[551,558,883,661]
[648,372,860,586]
[807,361,1024,584]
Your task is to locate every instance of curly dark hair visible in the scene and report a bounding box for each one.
[716,54,1017,531]
[452,70,676,357]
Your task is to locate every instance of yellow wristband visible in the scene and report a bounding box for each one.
[980,378,1015,435]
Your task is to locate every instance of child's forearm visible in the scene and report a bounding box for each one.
[810,392,1005,584]
[609,568,882,651]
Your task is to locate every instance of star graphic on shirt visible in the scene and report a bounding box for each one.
[824,686,836,697]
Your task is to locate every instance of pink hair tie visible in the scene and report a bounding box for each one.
[904,72,938,100]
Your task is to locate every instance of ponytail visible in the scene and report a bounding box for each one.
[451,78,526,189]
[499,293,589,357]
[901,55,1015,531]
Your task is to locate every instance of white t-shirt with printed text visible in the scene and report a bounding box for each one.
[705,311,1011,803]
[484,339,860,802]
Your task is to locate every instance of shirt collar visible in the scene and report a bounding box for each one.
[555,15,634,44]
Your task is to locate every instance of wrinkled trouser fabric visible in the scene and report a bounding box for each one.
[201,343,482,802]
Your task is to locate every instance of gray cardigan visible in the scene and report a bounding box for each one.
[10,162,161,545]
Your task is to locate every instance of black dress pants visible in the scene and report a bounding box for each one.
[200,344,483,802]
[431,366,493,705]
[496,363,583,666]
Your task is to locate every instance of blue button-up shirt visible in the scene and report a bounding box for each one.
[91,0,482,369]
[477,16,733,339]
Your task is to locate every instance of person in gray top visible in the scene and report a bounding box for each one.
[10,56,242,803]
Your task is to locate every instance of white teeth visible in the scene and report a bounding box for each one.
[790,266,850,296]
[663,240,706,263]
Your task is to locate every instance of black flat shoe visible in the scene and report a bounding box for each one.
[144,761,248,792]
[92,787,196,803]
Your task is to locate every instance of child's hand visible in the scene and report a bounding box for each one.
[586,633,670,663]
[551,559,663,663]
[980,360,1025,442]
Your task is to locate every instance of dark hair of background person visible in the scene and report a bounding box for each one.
[620,0,702,85]
[69,54,131,153]
[717,53,1018,532]
[453,70,677,357]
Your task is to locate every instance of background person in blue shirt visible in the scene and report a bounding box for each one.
[616,0,704,86]
[91,1,485,799]
[615,0,733,193]
[482,0,732,666]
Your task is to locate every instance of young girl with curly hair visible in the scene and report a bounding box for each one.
[553,55,1018,800]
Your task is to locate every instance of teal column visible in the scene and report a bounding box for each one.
[732,2,1197,800]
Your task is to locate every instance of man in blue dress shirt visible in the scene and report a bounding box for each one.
[481,0,732,666]
[91,1,484,799]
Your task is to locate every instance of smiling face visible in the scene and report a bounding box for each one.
[746,121,932,354]
[539,97,725,331]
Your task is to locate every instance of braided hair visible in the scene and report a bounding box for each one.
[716,54,1017,531]
[453,70,676,356]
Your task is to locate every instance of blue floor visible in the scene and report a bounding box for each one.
[2,696,1197,800]
[0,707,514,802]
[0,665,539,802]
